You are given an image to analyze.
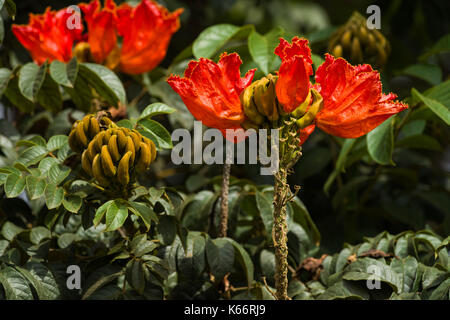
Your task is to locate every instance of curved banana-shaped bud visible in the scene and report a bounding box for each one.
[130,130,142,152]
[253,74,279,122]
[102,129,112,145]
[82,115,91,133]
[86,139,97,162]
[117,151,132,186]
[332,44,343,58]
[94,131,105,153]
[142,137,157,163]
[125,136,136,164]
[291,90,311,119]
[81,150,93,176]
[116,129,128,153]
[296,89,323,129]
[148,139,157,163]
[241,81,265,126]
[89,117,100,138]
[75,120,88,148]
[341,30,352,49]
[351,37,362,63]
[100,145,116,177]
[68,126,83,153]
[92,154,111,187]
[135,142,151,173]
[107,134,121,162]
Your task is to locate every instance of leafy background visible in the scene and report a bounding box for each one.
[0,0,448,300]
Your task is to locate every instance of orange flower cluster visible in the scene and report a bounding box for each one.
[168,37,407,144]
[12,0,182,75]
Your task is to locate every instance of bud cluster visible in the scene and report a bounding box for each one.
[328,11,390,69]
[68,113,157,189]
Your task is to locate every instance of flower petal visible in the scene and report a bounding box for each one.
[117,0,183,74]
[167,53,253,137]
[275,37,313,112]
[79,0,117,64]
[315,54,408,138]
[12,7,83,64]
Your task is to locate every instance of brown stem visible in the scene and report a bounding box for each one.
[218,153,232,238]
[272,168,290,300]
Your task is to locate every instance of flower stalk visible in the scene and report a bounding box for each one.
[272,118,303,300]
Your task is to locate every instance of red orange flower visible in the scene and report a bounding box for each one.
[116,0,183,74]
[167,53,256,134]
[12,7,83,65]
[79,0,117,64]
[314,54,408,138]
[275,37,313,113]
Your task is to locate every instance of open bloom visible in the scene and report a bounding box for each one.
[79,0,117,64]
[313,54,408,138]
[12,7,83,65]
[116,0,183,74]
[275,37,313,113]
[13,0,182,75]
[167,53,256,135]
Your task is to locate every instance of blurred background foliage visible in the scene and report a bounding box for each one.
[1,0,449,263]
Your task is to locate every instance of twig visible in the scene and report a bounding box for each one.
[262,276,277,299]
[218,150,232,238]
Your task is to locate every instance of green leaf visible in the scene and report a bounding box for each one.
[49,59,78,87]
[93,200,114,226]
[402,63,442,86]
[18,145,48,166]
[224,238,254,288]
[420,33,450,59]
[116,119,133,129]
[38,157,59,175]
[396,134,442,151]
[259,249,275,283]
[47,135,68,151]
[126,259,145,294]
[105,199,128,231]
[47,163,71,184]
[390,257,418,294]
[248,30,269,74]
[255,190,273,241]
[78,63,126,106]
[128,201,158,231]
[367,117,395,165]
[63,74,93,113]
[4,76,35,113]
[62,195,82,213]
[19,62,46,102]
[0,68,12,97]
[1,221,24,241]
[206,237,235,281]
[318,280,369,300]
[343,258,401,292]
[44,184,64,209]
[4,173,25,198]
[412,88,450,125]
[30,226,51,245]
[157,215,177,245]
[137,118,173,149]
[37,70,62,112]
[22,262,60,300]
[140,103,176,119]
[193,24,241,59]
[0,267,33,300]
[429,278,450,300]
[82,271,123,300]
